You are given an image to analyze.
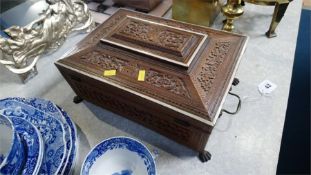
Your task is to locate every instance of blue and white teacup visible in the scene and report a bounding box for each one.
[0,115,25,175]
[81,137,156,175]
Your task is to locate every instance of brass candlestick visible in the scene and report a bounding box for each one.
[221,0,244,31]
[221,0,292,38]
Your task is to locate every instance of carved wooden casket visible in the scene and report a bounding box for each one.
[55,9,248,159]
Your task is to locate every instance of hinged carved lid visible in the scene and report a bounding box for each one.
[56,9,248,126]
[101,16,208,67]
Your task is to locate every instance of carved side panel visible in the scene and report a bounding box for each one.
[158,30,188,50]
[80,51,128,70]
[196,41,231,94]
[145,69,191,98]
[74,82,193,142]
[119,20,150,42]
[78,49,192,99]
[118,20,190,52]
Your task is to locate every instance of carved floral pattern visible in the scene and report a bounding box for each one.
[79,50,191,98]
[119,20,188,50]
[80,51,127,70]
[158,31,187,50]
[146,69,190,98]
[197,41,231,93]
[120,21,150,41]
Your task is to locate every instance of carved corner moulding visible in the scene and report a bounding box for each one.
[0,0,94,82]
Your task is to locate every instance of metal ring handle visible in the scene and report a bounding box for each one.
[219,91,241,116]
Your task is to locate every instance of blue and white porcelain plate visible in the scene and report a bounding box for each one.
[8,116,44,175]
[0,114,13,167]
[57,106,78,175]
[0,128,25,175]
[81,137,156,175]
[0,99,66,175]
[0,115,25,175]
[7,97,77,174]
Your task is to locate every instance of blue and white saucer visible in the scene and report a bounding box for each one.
[0,115,25,175]
[57,106,78,175]
[0,114,13,167]
[81,137,156,175]
[8,97,77,174]
[8,116,44,175]
[0,99,66,175]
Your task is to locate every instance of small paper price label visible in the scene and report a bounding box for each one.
[137,70,145,81]
[103,70,116,76]
[258,80,277,94]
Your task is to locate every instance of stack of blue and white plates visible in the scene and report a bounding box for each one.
[0,97,78,175]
